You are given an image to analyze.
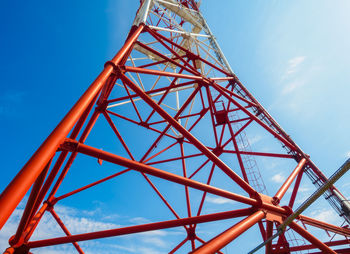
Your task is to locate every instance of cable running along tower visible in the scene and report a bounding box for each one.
[1,0,350,253]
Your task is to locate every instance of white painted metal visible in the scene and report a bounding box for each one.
[148,25,210,38]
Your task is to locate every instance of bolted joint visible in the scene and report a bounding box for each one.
[252,192,263,206]
[104,61,117,71]
[139,121,149,128]
[59,138,79,153]
[177,136,184,143]
[96,101,108,113]
[200,79,209,87]
[271,196,280,206]
[5,245,31,254]
[104,61,125,76]
[281,205,294,217]
[186,227,196,241]
[44,200,55,212]
[212,146,223,156]
[186,51,197,60]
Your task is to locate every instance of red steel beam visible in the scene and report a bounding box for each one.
[299,215,350,237]
[265,221,273,254]
[107,80,197,104]
[289,221,337,254]
[11,159,50,246]
[146,26,231,76]
[61,139,258,206]
[310,248,350,254]
[28,92,101,222]
[28,208,254,248]
[272,158,307,205]
[191,210,266,253]
[210,82,297,151]
[223,150,293,159]
[60,139,287,215]
[289,239,350,252]
[124,66,203,80]
[50,209,84,254]
[288,169,303,208]
[0,24,145,230]
[120,73,258,196]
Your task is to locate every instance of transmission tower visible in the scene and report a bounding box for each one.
[1,0,350,253]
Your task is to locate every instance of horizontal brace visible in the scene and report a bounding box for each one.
[60,139,257,205]
[107,80,197,104]
[148,25,210,38]
[146,152,204,165]
[124,66,203,80]
[223,150,294,159]
[60,139,287,215]
[299,215,350,237]
[289,239,350,252]
[107,84,195,109]
[210,77,235,81]
[136,41,199,75]
[148,111,203,126]
[28,208,254,248]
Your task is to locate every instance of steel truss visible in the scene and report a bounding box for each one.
[1,0,350,253]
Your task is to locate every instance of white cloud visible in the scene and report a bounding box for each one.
[346,151,350,158]
[141,237,167,248]
[138,230,168,237]
[248,135,262,145]
[283,56,306,78]
[271,173,286,184]
[129,217,151,224]
[279,56,307,96]
[137,247,167,254]
[298,186,312,193]
[0,203,175,253]
[309,209,342,225]
[206,196,235,205]
[282,80,306,95]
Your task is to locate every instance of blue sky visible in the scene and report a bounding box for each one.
[1,0,350,253]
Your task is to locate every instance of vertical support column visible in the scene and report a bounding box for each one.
[265,221,273,254]
[0,24,144,230]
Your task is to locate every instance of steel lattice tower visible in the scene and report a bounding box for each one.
[1,0,350,253]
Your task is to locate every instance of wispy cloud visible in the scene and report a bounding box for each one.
[129,217,151,224]
[346,151,350,158]
[0,204,173,253]
[310,208,342,225]
[282,80,306,95]
[206,196,235,205]
[283,56,306,78]
[280,56,307,95]
[271,173,286,184]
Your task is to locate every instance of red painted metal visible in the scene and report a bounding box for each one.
[272,158,307,205]
[289,222,337,253]
[1,1,349,253]
[28,208,254,248]
[0,24,145,231]
[191,211,266,253]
